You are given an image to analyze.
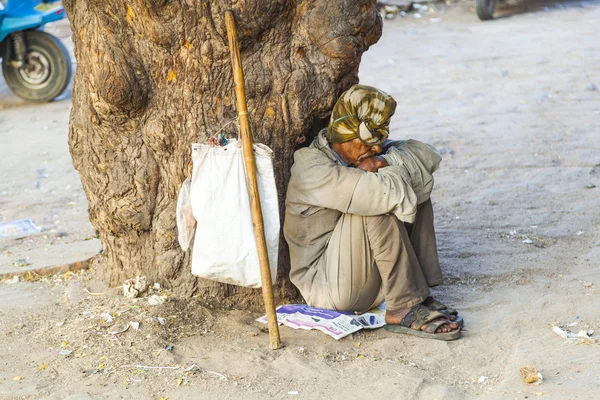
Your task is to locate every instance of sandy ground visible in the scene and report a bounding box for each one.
[1,1,600,399]
[0,20,100,277]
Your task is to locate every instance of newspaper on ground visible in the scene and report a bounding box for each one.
[256,303,386,340]
[0,219,42,239]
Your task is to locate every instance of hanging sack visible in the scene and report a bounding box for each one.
[176,178,196,251]
[189,140,279,288]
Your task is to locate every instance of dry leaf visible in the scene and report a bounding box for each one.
[126,6,135,24]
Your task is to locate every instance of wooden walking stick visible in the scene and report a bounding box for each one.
[225,10,282,350]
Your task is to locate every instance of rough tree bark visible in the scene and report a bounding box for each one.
[63,0,382,309]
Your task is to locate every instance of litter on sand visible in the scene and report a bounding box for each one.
[148,294,167,306]
[123,276,149,299]
[257,304,386,340]
[99,312,114,323]
[108,323,130,335]
[0,219,42,239]
[552,325,595,344]
[520,367,543,385]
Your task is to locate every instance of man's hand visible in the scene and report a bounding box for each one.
[356,156,389,173]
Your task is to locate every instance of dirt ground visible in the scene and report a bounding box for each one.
[1,1,599,399]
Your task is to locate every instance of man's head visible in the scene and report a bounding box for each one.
[326,84,396,166]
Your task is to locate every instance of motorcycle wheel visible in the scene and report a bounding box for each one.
[476,0,495,20]
[2,30,72,102]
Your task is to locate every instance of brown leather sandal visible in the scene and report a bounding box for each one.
[384,304,462,341]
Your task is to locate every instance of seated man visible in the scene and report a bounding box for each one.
[284,84,461,341]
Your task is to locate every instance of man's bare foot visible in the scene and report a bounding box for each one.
[386,306,459,333]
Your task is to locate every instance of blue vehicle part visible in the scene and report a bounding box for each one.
[0,1,66,43]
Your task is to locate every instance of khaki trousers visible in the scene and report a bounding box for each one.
[306,200,443,313]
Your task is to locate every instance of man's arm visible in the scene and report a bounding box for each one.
[347,165,419,222]
[288,149,419,222]
[379,139,442,204]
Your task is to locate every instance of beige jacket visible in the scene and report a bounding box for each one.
[284,130,441,294]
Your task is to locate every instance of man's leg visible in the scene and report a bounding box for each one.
[308,213,430,313]
[405,199,443,287]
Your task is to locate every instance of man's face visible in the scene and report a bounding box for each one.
[333,138,383,166]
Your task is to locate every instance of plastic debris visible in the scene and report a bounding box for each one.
[148,294,167,306]
[478,376,488,383]
[129,321,141,331]
[59,350,73,356]
[6,276,20,285]
[552,326,595,344]
[157,317,166,326]
[123,276,149,299]
[522,238,534,244]
[12,259,30,267]
[99,312,114,323]
[576,231,584,236]
[520,367,543,385]
[108,323,130,335]
[288,391,299,395]
[208,133,229,147]
[13,376,23,381]
[153,282,161,290]
[166,345,174,351]
[0,219,42,239]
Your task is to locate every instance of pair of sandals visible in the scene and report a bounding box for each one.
[384,296,463,341]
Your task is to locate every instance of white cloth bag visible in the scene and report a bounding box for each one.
[190,140,279,288]
[176,178,195,251]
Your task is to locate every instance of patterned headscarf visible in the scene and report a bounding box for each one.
[326,84,397,145]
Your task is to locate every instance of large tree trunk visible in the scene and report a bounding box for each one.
[63,0,382,309]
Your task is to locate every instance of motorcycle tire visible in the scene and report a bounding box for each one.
[476,0,495,20]
[2,30,72,102]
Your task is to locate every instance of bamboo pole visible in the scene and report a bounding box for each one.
[225,10,282,350]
